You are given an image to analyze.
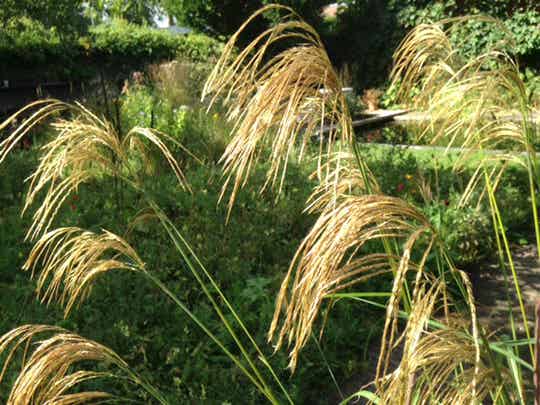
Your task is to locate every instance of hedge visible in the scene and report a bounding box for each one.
[0,18,224,81]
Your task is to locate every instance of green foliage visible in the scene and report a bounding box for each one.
[322,0,540,90]
[174,33,224,63]
[0,0,162,30]
[85,0,160,25]
[119,81,228,164]
[432,201,494,268]
[356,143,532,267]
[121,85,158,128]
[392,1,540,65]
[163,0,326,38]
[507,10,540,58]
[0,17,62,59]
[524,68,540,108]
[88,19,179,64]
[0,17,80,78]
[0,16,223,80]
[0,0,87,35]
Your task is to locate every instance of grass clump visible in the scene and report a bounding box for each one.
[0,4,539,404]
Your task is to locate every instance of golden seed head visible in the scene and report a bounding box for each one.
[202,4,353,218]
[24,227,145,317]
[0,325,127,404]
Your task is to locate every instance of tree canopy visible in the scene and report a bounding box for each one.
[86,0,161,26]
[0,0,87,34]
[162,0,327,37]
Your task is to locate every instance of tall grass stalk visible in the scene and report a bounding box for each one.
[0,99,289,402]
[484,169,530,399]
[202,4,353,217]
[387,16,540,401]
[1,5,538,403]
[201,6,531,403]
[149,201,292,404]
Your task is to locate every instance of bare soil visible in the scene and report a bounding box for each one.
[476,244,540,335]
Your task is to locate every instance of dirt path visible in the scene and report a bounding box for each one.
[326,246,540,404]
[475,244,540,335]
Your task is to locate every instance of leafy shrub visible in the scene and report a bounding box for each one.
[0,17,224,81]
[87,20,224,75]
[120,83,229,165]
[358,143,533,249]
[88,19,179,64]
[175,33,224,63]
[0,17,79,78]
[430,201,494,268]
[0,17,62,59]
[523,68,540,109]
[120,85,160,128]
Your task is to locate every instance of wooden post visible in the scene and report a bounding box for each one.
[535,299,540,405]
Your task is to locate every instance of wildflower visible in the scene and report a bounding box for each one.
[365,130,382,143]
[405,174,413,180]
[396,183,405,193]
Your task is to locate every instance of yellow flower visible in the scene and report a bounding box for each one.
[405,174,413,180]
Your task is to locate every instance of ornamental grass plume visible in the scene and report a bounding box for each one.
[0,100,188,241]
[202,4,353,215]
[149,61,192,106]
[0,325,164,405]
[23,227,145,317]
[305,151,379,213]
[269,195,436,371]
[374,295,497,405]
[390,16,539,365]
[390,17,534,155]
[269,189,491,401]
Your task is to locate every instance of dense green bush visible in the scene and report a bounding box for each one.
[174,32,225,63]
[0,17,223,81]
[430,201,494,268]
[0,17,80,78]
[0,17,63,60]
[0,107,386,403]
[88,20,223,66]
[120,83,229,163]
[356,143,534,267]
[85,20,224,78]
[88,19,179,63]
